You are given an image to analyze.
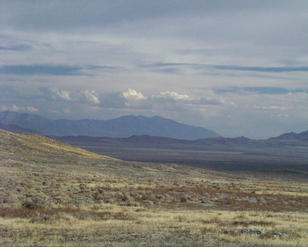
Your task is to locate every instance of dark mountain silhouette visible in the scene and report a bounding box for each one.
[54,130,308,151]
[270,131,308,141]
[0,122,38,134]
[0,111,220,140]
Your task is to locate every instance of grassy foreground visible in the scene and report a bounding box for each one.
[0,129,307,246]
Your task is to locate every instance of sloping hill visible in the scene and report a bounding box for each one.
[1,129,308,247]
[0,129,223,210]
[0,129,114,162]
[0,111,220,139]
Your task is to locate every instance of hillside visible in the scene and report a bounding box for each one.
[0,129,308,246]
[0,111,220,139]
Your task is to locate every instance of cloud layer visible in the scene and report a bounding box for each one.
[1,0,308,138]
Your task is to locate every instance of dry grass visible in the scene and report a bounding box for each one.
[0,129,307,246]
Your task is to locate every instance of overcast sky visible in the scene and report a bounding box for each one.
[1,0,308,138]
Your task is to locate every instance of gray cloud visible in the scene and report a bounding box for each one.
[215,87,308,95]
[1,0,308,138]
[1,0,301,32]
[0,44,31,51]
[0,64,119,76]
[0,85,18,96]
[86,65,118,71]
[190,98,221,106]
[143,63,308,74]
[213,65,308,73]
[98,92,126,108]
[0,64,83,76]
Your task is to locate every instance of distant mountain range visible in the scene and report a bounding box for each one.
[53,132,308,171]
[0,111,219,140]
[54,130,308,151]
[1,111,308,170]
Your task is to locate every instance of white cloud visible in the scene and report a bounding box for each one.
[0,105,9,111]
[39,87,72,101]
[158,91,189,100]
[0,104,39,113]
[11,105,20,112]
[122,89,146,101]
[52,88,71,101]
[254,105,290,111]
[26,106,39,112]
[84,90,100,104]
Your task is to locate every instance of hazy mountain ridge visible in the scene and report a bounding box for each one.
[270,131,308,141]
[0,111,307,146]
[54,130,308,149]
[53,131,308,171]
[0,111,219,139]
[0,122,38,134]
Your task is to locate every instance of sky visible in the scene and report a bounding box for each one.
[0,0,308,138]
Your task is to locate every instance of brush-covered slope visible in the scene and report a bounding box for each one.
[0,129,113,162]
[0,129,307,212]
[0,129,222,210]
[1,129,308,247]
[0,129,118,209]
[0,111,220,139]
